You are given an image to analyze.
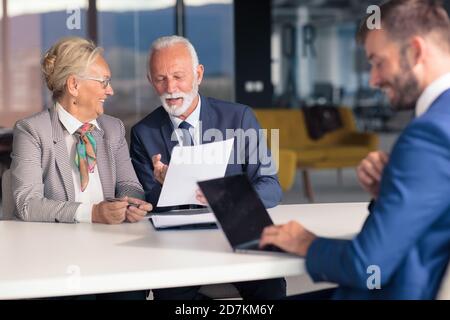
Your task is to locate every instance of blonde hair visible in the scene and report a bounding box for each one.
[41,36,103,101]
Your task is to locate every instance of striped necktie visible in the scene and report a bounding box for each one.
[178,121,194,146]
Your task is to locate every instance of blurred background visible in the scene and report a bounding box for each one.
[2,0,449,203]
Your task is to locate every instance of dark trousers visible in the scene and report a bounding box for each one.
[286,288,336,300]
[153,278,286,300]
[45,290,148,300]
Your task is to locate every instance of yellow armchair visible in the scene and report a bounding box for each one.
[275,149,297,192]
[254,107,379,201]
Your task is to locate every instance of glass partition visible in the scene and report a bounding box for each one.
[0,0,88,128]
[97,0,176,137]
[185,0,234,102]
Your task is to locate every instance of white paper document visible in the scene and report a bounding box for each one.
[150,212,216,229]
[157,138,234,207]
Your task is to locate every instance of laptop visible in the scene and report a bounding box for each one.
[197,174,288,255]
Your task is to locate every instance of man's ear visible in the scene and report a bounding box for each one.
[66,75,79,97]
[196,64,204,86]
[408,36,426,67]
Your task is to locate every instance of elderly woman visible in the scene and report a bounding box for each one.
[8,37,151,299]
[10,36,152,224]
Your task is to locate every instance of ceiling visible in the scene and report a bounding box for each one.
[272,0,384,26]
[273,0,382,10]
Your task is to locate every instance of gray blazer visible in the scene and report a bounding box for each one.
[9,107,144,223]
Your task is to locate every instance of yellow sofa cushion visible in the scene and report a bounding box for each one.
[254,107,379,170]
[323,146,371,160]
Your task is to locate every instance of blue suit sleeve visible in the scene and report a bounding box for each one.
[241,107,282,208]
[130,127,162,207]
[306,120,450,289]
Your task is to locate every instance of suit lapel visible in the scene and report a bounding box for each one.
[199,96,218,143]
[199,96,235,168]
[50,107,76,201]
[161,112,178,162]
[94,117,114,199]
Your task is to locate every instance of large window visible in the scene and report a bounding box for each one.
[97,0,176,136]
[0,0,235,133]
[185,0,234,102]
[270,1,402,132]
[0,0,88,128]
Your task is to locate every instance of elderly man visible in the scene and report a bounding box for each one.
[130,36,285,300]
[131,36,281,211]
[261,0,450,299]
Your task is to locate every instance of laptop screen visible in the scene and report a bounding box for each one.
[197,174,275,248]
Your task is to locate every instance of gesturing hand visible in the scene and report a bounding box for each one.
[152,154,168,185]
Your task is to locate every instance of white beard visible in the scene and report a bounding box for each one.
[160,81,199,117]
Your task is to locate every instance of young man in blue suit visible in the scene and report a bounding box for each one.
[261,0,450,299]
[130,35,285,300]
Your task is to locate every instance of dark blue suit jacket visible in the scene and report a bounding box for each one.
[306,89,450,299]
[130,96,282,210]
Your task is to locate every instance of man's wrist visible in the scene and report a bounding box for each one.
[301,233,317,256]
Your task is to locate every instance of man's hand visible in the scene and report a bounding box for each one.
[259,221,316,257]
[92,200,128,224]
[152,154,168,185]
[125,196,153,223]
[195,189,208,205]
[356,151,389,198]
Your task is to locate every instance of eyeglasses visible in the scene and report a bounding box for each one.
[80,76,112,89]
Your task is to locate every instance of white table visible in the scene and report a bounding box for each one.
[0,202,369,299]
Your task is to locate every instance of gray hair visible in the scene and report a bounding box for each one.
[147,35,199,81]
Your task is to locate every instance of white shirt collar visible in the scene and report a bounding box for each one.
[169,95,201,129]
[56,103,100,135]
[416,73,450,117]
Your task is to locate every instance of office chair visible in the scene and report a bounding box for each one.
[1,169,15,220]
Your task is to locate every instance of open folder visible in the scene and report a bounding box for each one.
[149,208,217,230]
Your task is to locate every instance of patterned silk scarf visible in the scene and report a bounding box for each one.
[74,123,97,191]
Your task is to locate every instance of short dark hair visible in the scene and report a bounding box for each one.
[357,0,450,49]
